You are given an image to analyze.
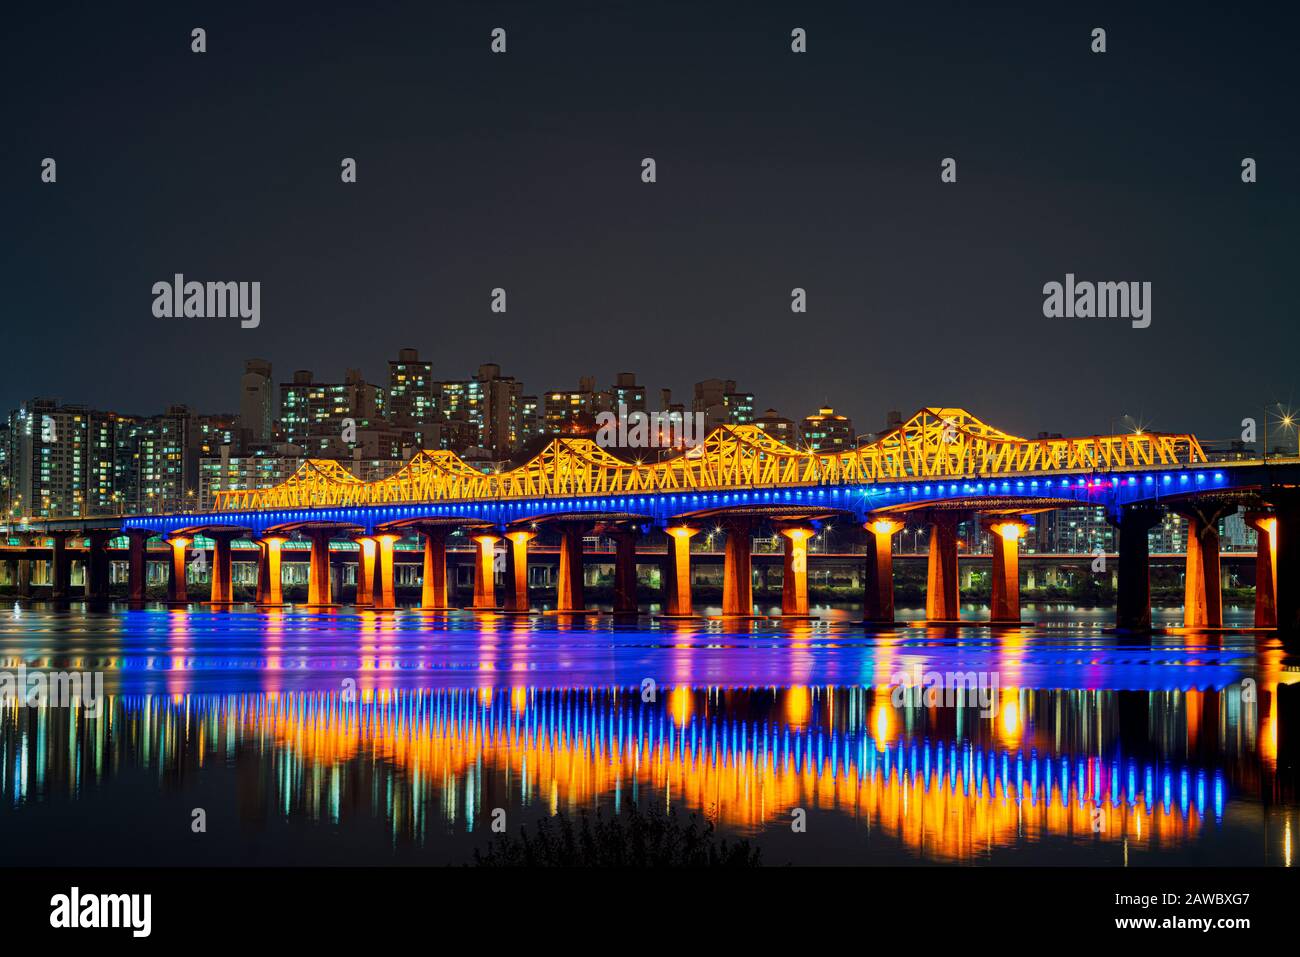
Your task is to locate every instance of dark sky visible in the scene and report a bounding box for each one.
[3,0,1296,444]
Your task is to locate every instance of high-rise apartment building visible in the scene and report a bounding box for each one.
[800,407,856,451]
[693,379,755,431]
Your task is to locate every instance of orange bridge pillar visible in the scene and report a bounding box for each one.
[662,526,698,617]
[471,532,500,609]
[863,517,902,623]
[504,529,535,613]
[987,520,1027,623]
[353,536,375,606]
[778,524,815,617]
[373,534,398,610]
[306,528,334,607]
[207,530,238,605]
[1181,507,1229,628]
[419,526,450,609]
[925,512,961,622]
[255,536,285,606]
[1246,513,1277,629]
[167,535,190,604]
[556,522,589,612]
[721,517,755,617]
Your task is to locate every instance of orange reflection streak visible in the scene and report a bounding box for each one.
[182,687,1219,862]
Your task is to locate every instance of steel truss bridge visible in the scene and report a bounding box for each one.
[210,408,1209,515]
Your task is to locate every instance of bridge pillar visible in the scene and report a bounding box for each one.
[1245,513,1277,629]
[49,532,73,601]
[607,525,640,615]
[924,512,961,622]
[255,536,285,606]
[1180,507,1230,629]
[504,529,535,613]
[1113,505,1162,631]
[419,527,451,609]
[986,520,1027,623]
[661,526,698,617]
[166,536,190,604]
[85,530,113,602]
[863,517,902,623]
[15,536,33,598]
[372,534,398,610]
[353,536,375,606]
[127,530,150,603]
[1274,493,1300,639]
[305,529,335,607]
[777,524,815,617]
[721,517,755,617]
[556,522,589,612]
[470,532,500,609]
[207,530,239,605]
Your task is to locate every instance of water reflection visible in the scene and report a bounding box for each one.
[0,605,1297,865]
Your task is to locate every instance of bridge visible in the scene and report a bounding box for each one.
[8,408,1300,636]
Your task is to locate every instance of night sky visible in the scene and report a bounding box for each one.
[3,0,1296,443]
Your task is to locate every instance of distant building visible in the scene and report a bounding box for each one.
[543,376,612,436]
[387,347,438,426]
[279,368,386,454]
[611,372,646,415]
[800,407,855,451]
[435,363,525,456]
[238,358,274,448]
[692,379,754,431]
[754,408,798,446]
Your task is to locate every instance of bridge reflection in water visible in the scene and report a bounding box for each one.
[2,661,1294,864]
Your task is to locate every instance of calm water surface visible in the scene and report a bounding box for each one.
[0,601,1295,866]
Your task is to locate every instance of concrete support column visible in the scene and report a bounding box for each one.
[86,531,113,601]
[925,512,961,622]
[208,530,238,604]
[255,537,285,606]
[1246,513,1277,629]
[1182,510,1225,628]
[987,520,1027,623]
[556,522,587,612]
[420,527,450,609]
[609,526,640,615]
[127,530,149,603]
[471,532,500,609]
[16,537,33,598]
[306,528,334,607]
[778,524,815,617]
[353,536,375,606]
[166,536,190,604]
[504,529,535,612]
[662,526,698,616]
[1113,505,1161,631]
[1275,494,1300,639]
[49,533,73,601]
[721,517,755,617]
[863,517,901,623]
[372,534,398,609]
